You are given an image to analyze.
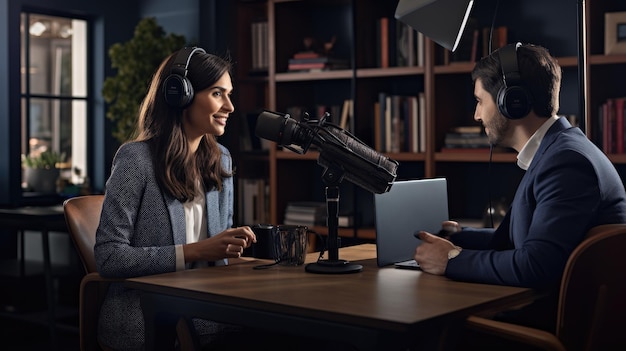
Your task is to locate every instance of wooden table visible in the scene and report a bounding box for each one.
[126,244,537,350]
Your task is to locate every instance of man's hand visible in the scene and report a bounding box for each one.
[436,221,461,239]
[414,231,458,275]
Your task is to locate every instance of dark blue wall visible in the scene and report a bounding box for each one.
[0,0,224,206]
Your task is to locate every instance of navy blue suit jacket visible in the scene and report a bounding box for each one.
[447,117,626,289]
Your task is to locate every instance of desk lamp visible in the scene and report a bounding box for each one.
[395,0,475,53]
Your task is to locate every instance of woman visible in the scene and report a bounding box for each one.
[94,47,256,350]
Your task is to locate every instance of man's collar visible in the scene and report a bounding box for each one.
[516,115,560,170]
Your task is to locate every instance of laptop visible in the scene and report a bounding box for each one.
[374,178,449,269]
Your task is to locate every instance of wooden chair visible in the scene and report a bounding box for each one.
[64,195,199,351]
[464,223,626,351]
[63,195,112,351]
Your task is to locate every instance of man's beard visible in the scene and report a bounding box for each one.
[486,113,511,147]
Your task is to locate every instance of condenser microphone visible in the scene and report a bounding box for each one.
[256,110,399,194]
[255,110,318,154]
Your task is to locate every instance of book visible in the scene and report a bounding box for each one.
[377,92,387,152]
[440,147,491,153]
[337,214,354,228]
[385,95,392,152]
[614,98,625,154]
[287,57,348,72]
[409,96,419,152]
[396,21,415,67]
[373,100,381,151]
[443,128,490,149]
[604,99,615,153]
[251,20,268,72]
[452,125,482,134]
[239,112,268,151]
[284,201,327,226]
[416,32,424,67]
[418,92,426,152]
[288,57,335,64]
[239,178,269,225]
[293,51,321,59]
[288,62,326,70]
[377,17,389,68]
[444,136,490,148]
[339,99,353,131]
[285,201,326,213]
[374,93,424,153]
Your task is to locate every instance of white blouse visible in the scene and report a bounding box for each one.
[175,186,208,270]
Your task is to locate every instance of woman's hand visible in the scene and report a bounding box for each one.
[183,226,256,262]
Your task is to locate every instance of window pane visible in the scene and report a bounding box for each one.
[21,12,88,194]
[26,98,55,154]
[71,99,88,184]
[25,14,76,96]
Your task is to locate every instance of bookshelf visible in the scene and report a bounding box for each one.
[231,0,626,240]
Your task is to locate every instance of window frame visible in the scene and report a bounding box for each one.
[20,11,90,198]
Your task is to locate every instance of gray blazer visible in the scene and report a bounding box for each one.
[94,141,234,350]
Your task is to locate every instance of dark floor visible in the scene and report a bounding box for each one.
[0,267,81,350]
[0,309,79,350]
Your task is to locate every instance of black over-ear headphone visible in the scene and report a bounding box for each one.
[163,47,206,108]
[497,42,532,119]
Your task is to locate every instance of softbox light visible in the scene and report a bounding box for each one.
[395,0,475,52]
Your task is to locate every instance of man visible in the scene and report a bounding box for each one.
[414,42,626,331]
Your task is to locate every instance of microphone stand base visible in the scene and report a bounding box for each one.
[305,259,363,274]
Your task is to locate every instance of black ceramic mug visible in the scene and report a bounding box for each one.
[249,224,276,259]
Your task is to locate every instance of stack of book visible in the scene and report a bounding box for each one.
[374,92,426,153]
[441,126,490,152]
[238,178,269,225]
[378,16,425,68]
[287,51,348,72]
[283,201,327,227]
[599,97,626,154]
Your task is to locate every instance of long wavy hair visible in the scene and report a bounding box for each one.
[134,49,233,202]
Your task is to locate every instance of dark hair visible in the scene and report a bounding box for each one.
[471,43,562,117]
[135,49,234,201]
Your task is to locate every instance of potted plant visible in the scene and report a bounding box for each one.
[102,17,186,143]
[22,151,66,193]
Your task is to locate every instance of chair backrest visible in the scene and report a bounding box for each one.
[556,223,626,350]
[64,195,105,274]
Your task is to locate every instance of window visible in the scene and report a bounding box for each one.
[20,12,88,190]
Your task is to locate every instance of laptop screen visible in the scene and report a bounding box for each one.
[374,178,449,267]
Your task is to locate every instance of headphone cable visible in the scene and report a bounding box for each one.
[487,0,501,55]
[488,144,495,228]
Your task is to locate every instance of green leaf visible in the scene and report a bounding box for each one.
[102,17,186,143]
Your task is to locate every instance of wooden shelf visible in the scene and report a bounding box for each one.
[232,0,626,235]
[383,152,426,162]
[435,151,517,163]
[434,62,475,74]
[589,54,626,65]
[275,69,353,82]
[275,150,318,160]
[609,154,626,164]
[356,66,424,78]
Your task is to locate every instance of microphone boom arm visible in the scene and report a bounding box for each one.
[255,110,399,273]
